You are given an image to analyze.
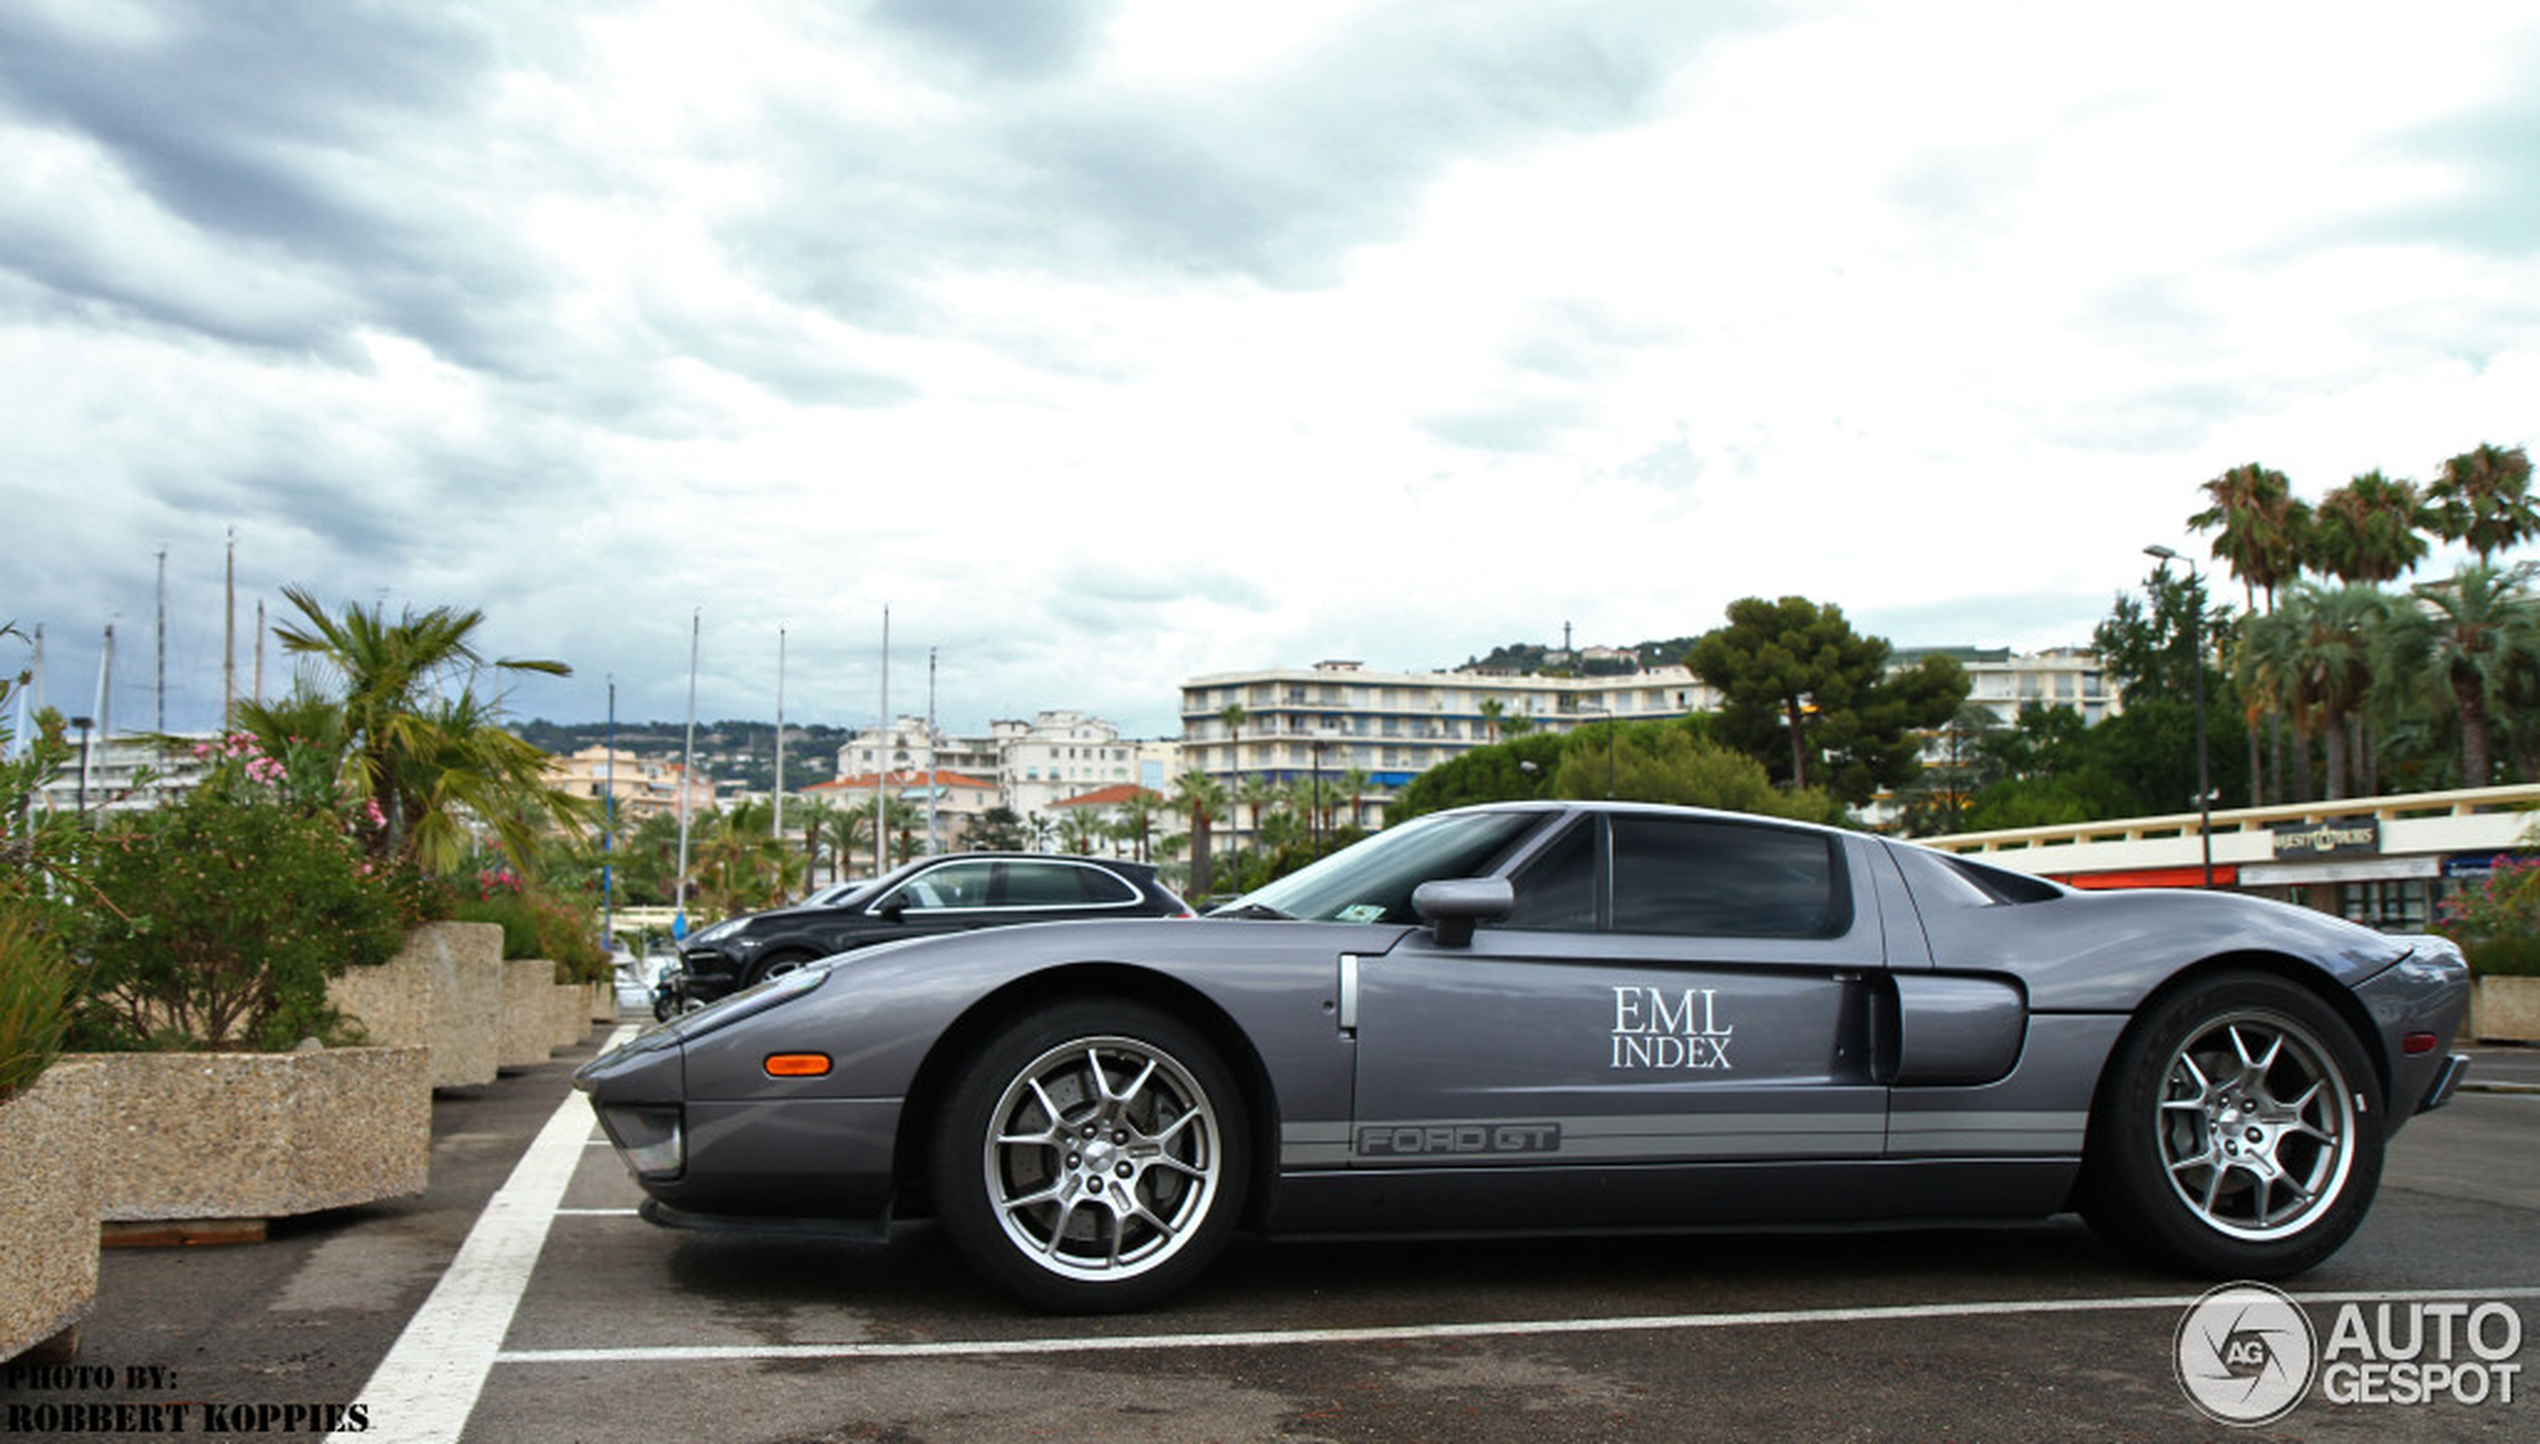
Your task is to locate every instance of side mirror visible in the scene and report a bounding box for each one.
[1412,877,1513,949]
[877,897,907,923]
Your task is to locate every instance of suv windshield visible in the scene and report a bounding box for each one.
[1215,810,1545,924]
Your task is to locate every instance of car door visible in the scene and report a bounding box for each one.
[1348,812,1888,1169]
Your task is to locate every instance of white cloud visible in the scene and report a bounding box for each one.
[5,0,2537,742]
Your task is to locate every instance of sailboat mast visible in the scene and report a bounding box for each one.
[774,625,787,852]
[874,605,889,874]
[676,608,699,932]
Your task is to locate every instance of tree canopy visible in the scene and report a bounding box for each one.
[1685,596,1966,806]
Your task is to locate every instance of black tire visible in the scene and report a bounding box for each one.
[743,953,816,990]
[930,998,1250,1312]
[2081,971,2384,1279]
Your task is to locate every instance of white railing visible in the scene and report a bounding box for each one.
[1920,781,2540,862]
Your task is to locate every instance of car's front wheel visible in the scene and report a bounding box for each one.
[931,999,1249,1312]
[2081,971,2383,1278]
[742,953,816,990]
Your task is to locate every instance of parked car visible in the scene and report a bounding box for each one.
[581,801,2471,1313]
[794,879,868,909]
[656,852,1191,1017]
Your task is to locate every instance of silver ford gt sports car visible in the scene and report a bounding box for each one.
[574,801,2473,1313]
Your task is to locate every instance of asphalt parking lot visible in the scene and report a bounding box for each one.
[6,1032,2534,1443]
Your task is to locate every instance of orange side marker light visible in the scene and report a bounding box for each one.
[764,1052,832,1078]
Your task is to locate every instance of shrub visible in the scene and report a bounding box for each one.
[2434,855,2540,978]
[0,907,73,1102]
[71,761,406,1051]
[449,868,608,983]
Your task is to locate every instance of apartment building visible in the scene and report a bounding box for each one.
[1899,646,2120,726]
[1179,660,1717,797]
[834,709,1180,825]
[28,728,216,816]
[544,744,718,826]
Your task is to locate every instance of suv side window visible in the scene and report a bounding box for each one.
[882,859,996,911]
[1608,815,1847,938]
[1001,861,1138,908]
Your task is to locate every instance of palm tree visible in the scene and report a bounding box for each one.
[1236,772,1284,874]
[398,689,595,873]
[841,794,925,874]
[1218,703,1248,777]
[691,798,790,917]
[1168,770,1227,897]
[270,587,569,867]
[2247,584,2392,800]
[2427,444,2538,564]
[1478,697,1505,744]
[1333,766,1372,830]
[2189,463,2311,610]
[2308,471,2431,584]
[2391,563,2540,788]
[792,798,836,893]
[1110,788,1163,862]
[610,810,688,905]
[1055,807,1102,856]
[818,806,864,885]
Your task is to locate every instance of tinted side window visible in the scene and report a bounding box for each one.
[1496,820,1598,931]
[884,859,995,910]
[1001,861,1137,907]
[1609,817,1846,938]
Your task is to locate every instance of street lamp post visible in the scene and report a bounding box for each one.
[71,715,94,815]
[1308,738,1329,855]
[2144,545,2213,888]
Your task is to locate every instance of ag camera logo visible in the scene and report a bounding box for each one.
[2174,1283,2317,1427]
[2174,1285,2528,1425]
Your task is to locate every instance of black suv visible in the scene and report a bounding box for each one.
[659,852,1191,1015]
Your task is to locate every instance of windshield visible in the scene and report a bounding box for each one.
[1215,809,1546,924]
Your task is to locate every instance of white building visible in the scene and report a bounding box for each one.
[834,709,1181,829]
[1178,660,1717,813]
[30,728,217,816]
[1900,646,2120,726]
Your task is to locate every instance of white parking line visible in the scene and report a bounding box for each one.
[497,1285,2540,1366]
[333,1027,633,1444]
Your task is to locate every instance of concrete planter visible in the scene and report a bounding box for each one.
[547,981,586,1050]
[69,1047,429,1223]
[0,1064,99,1362]
[328,920,503,1089]
[499,959,556,1069]
[2470,974,2540,1043]
[589,980,618,1025]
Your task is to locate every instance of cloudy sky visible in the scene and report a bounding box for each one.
[6,1,2537,742]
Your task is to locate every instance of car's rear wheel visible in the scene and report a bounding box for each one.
[931,999,1248,1312]
[2081,971,2383,1278]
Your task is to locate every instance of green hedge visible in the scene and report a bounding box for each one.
[450,887,608,983]
[2459,933,2540,978]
